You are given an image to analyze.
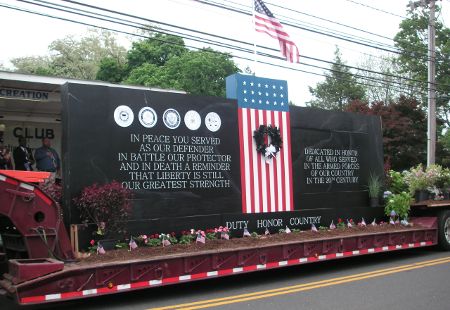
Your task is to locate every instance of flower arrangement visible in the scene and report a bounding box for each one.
[384,192,412,219]
[403,164,432,194]
[80,217,412,258]
[75,181,132,237]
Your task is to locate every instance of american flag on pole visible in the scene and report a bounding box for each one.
[254,0,300,63]
[226,74,293,214]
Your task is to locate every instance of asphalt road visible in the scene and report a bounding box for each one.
[2,247,449,310]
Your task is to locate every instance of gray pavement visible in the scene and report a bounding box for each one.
[2,247,449,310]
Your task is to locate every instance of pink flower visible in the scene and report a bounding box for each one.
[90,239,95,246]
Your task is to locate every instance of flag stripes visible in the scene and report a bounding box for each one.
[254,0,300,63]
[238,107,292,213]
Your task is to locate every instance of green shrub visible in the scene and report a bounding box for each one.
[384,192,413,219]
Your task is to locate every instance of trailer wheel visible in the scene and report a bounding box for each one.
[438,210,450,251]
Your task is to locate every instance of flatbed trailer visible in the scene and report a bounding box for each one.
[0,172,445,305]
[1,74,450,306]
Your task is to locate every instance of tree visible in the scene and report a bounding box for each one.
[126,48,239,97]
[96,57,128,83]
[394,7,450,126]
[10,56,54,76]
[307,47,366,110]
[11,29,127,80]
[126,33,187,69]
[346,96,427,171]
[356,55,410,103]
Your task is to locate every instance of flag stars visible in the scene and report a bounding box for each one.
[250,82,254,86]
[280,86,284,90]
[243,90,247,94]
[273,93,277,97]
[258,100,262,104]
[272,85,276,89]
[274,101,277,105]
[251,99,255,103]
[265,84,269,88]
[281,102,285,106]
[251,90,255,94]
[243,81,247,85]
[266,100,270,104]
[265,92,269,96]
[244,98,248,102]
[280,94,284,98]
[258,91,262,95]
[258,83,261,87]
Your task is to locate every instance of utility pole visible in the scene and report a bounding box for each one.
[408,0,438,166]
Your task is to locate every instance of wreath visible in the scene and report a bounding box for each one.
[253,125,282,159]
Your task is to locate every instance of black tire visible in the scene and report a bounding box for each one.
[437,210,450,251]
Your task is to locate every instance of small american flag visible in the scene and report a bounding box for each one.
[129,237,138,250]
[285,226,291,234]
[311,224,318,232]
[226,74,293,214]
[97,242,105,255]
[196,232,205,244]
[360,218,367,227]
[329,221,336,230]
[243,228,251,237]
[254,0,300,63]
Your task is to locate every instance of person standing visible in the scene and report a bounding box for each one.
[0,144,13,170]
[34,138,60,176]
[13,137,35,171]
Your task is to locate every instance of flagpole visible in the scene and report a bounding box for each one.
[252,0,257,75]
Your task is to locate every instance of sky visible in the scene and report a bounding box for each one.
[0,0,449,105]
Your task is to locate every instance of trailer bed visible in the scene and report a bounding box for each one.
[1,220,437,305]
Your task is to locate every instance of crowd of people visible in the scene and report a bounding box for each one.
[0,136,60,178]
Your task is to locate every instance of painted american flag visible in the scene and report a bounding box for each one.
[226,74,293,214]
[254,0,300,63]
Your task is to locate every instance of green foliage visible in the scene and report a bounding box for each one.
[127,33,187,69]
[126,48,239,97]
[336,218,346,229]
[345,96,427,171]
[96,57,128,83]
[394,8,450,126]
[251,232,259,238]
[12,29,127,80]
[387,170,408,194]
[367,173,382,198]
[179,234,195,244]
[146,238,162,247]
[307,47,366,110]
[384,192,412,219]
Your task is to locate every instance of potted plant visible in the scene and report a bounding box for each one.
[436,167,450,200]
[404,164,435,202]
[74,181,132,248]
[384,192,413,220]
[367,173,382,207]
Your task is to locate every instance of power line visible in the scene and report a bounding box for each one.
[193,0,445,62]
[342,0,407,19]
[265,1,396,43]
[1,1,446,94]
[33,0,432,86]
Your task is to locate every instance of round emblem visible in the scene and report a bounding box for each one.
[138,107,157,128]
[163,108,181,129]
[205,112,221,132]
[184,110,201,131]
[114,105,134,127]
